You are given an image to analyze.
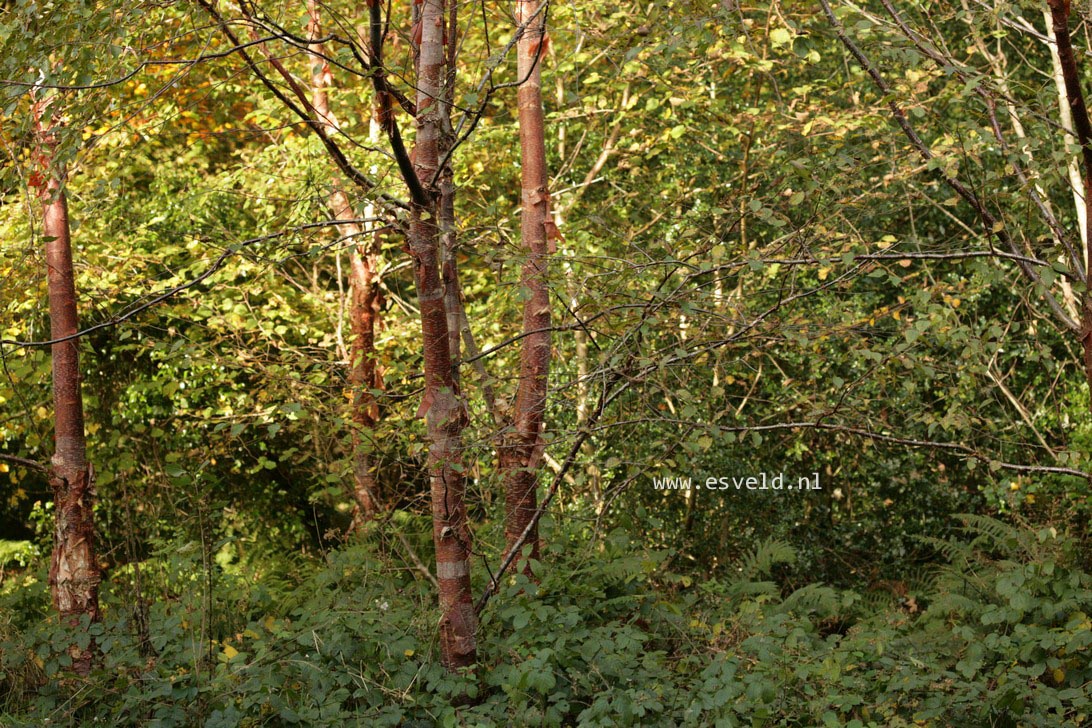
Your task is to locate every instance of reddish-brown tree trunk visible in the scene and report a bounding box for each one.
[501,0,554,571]
[439,0,463,373]
[1047,0,1092,411]
[347,250,382,518]
[34,94,100,676]
[306,0,384,520]
[411,0,478,670]
[439,163,462,372]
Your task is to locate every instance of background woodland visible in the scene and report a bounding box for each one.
[1,0,1091,725]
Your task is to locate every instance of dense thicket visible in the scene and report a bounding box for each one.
[2,0,1090,725]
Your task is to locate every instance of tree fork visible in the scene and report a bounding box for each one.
[412,0,478,670]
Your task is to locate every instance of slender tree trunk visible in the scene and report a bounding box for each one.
[958,1,1081,321]
[34,93,100,676]
[1047,0,1092,411]
[502,0,553,571]
[1043,7,1089,269]
[439,155,462,374]
[412,0,478,670]
[439,0,463,374]
[306,0,384,521]
[346,236,383,521]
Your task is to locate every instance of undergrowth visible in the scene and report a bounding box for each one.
[1,515,1089,726]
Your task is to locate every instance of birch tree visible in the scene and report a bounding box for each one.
[502,0,554,570]
[305,0,384,522]
[33,89,100,676]
[406,0,478,669]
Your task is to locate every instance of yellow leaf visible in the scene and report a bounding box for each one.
[818,267,830,281]
[222,644,238,659]
[770,27,792,47]
[1053,668,1065,684]
[404,649,415,658]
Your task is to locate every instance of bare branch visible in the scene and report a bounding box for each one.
[0,453,48,473]
[820,0,1080,332]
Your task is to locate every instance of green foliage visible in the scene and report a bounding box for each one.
[0,540,36,569]
[1,518,1089,726]
[2,0,1092,725]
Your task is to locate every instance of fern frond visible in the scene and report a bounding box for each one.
[736,539,796,580]
[917,535,974,568]
[781,583,841,617]
[956,514,1025,557]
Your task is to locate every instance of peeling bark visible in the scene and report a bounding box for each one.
[502,0,553,572]
[346,241,383,520]
[411,0,478,670]
[439,0,463,374]
[34,92,100,676]
[439,160,462,374]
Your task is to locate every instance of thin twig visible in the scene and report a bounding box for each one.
[0,453,47,472]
